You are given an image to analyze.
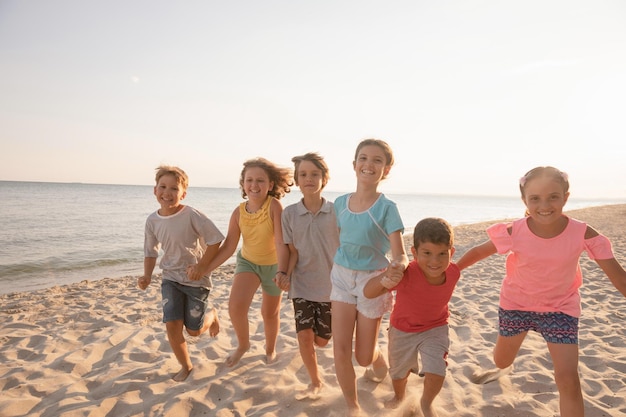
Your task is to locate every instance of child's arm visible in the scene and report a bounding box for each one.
[364,265,403,298]
[202,207,242,273]
[270,199,290,289]
[595,258,626,297]
[275,243,297,291]
[456,240,497,271]
[187,241,221,281]
[388,229,410,271]
[138,257,157,290]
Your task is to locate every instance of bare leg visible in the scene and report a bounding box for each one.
[354,313,387,382]
[420,373,444,417]
[332,301,360,414]
[226,272,258,367]
[295,329,323,400]
[261,291,282,363]
[166,319,193,381]
[471,331,525,384]
[548,342,584,417]
[384,376,408,409]
[186,307,220,338]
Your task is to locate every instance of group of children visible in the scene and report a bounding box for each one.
[138,139,626,417]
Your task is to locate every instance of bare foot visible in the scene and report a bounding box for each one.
[172,367,193,382]
[226,345,249,367]
[470,365,513,384]
[208,308,220,337]
[420,400,441,417]
[346,406,362,417]
[295,383,322,401]
[383,395,403,409]
[364,351,388,383]
[266,351,277,364]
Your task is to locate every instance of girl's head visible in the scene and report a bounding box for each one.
[353,138,394,180]
[518,166,570,217]
[239,157,293,200]
[519,166,569,198]
[292,152,330,189]
[155,165,189,191]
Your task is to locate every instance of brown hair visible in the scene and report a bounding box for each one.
[291,152,330,188]
[518,166,569,199]
[413,217,454,249]
[239,157,293,199]
[354,139,395,180]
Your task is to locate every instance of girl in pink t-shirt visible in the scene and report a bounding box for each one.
[457,166,626,417]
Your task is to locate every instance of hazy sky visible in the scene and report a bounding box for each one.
[1,1,625,198]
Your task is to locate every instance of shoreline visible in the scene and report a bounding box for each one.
[1,204,625,417]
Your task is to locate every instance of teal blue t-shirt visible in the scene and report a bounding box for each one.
[333,193,404,271]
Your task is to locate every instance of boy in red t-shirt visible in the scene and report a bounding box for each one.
[364,217,461,417]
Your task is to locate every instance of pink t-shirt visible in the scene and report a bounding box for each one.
[390,260,461,333]
[487,216,614,317]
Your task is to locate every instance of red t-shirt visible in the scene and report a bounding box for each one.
[390,260,461,333]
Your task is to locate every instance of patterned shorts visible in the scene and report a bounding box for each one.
[499,307,578,344]
[292,298,332,340]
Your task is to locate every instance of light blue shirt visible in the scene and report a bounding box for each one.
[333,193,404,271]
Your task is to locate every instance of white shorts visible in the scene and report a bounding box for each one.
[330,263,392,319]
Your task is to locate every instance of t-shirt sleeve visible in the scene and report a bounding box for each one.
[281,208,293,245]
[144,219,160,257]
[584,234,614,260]
[384,202,404,235]
[486,222,513,254]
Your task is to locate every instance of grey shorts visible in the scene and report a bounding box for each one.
[388,324,450,379]
[330,263,392,319]
[235,251,282,296]
[161,279,210,331]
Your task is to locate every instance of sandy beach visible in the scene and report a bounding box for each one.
[1,204,625,417]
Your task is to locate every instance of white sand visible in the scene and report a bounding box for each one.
[1,204,625,417]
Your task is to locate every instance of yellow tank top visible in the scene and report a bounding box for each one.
[239,196,277,265]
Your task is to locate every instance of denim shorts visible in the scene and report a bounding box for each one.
[161,279,210,331]
[499,307,579,344]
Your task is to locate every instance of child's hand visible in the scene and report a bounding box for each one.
[186,264,204,281]
[381,261,404,289]
[138,275,151,290]
[273,272,290,291]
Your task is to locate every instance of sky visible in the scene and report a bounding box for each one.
[1,1,625,198]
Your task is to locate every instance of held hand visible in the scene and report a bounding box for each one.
[186,264,203,281]
[273,272,290,291]
[137,275,151,290]
[381,262,404,289]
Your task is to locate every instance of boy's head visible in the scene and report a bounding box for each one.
[411,218,455,279]
[292,152,330,188]
[154,165,189,191]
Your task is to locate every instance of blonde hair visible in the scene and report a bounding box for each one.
[239,157,293,199]
[154,165,189,190]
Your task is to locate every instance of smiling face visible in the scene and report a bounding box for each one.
[242,166,273,202]
[412,241,454,282]
[353,144,391,185]
[522,173,570,226]
[154,173,186,215]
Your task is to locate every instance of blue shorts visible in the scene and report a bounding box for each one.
[234,251,282,296]
[161,279,210,331]
[498,307,579,344]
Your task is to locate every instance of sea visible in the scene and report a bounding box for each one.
[0,180,622,295]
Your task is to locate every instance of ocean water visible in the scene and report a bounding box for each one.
[0,181,622,295]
